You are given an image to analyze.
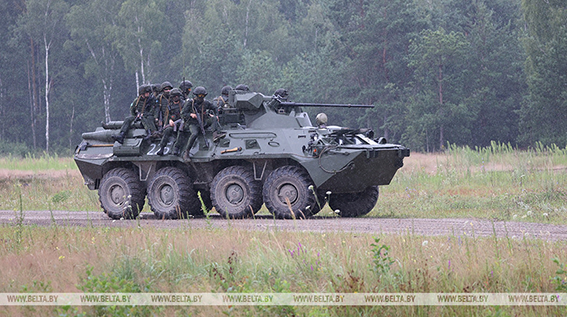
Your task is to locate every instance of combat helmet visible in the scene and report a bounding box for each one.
[235,84,249,92]
[170,88,182,97]
[274,88,289,101]
[161,81,173,91]
[221,85,233,96]
[179,80,193,92]
[138,84,152,95]
[193,86,208,97]
[151,84,161,95]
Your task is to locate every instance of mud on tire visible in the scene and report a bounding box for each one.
[147,167,200,219]
[98,168,145,219]
[263,165,324,219]
[329,186,379,217]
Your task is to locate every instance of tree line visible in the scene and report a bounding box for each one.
[0,0,564,155]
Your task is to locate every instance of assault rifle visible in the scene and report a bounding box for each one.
[192,102,210,149]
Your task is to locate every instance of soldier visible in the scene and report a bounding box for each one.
[273,88,289,101]
[272,88,290,114]
[156,88,183,156]
[112,85,157,144]
[155,81,173,129]
[235,84,249,92]
[151,84,161,98]
[174,86,225,159]
[179,80,193,100]
[213,85,233,113]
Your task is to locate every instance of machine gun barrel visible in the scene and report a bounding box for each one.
[279,102,374,108]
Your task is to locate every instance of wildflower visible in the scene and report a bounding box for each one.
[308,185,314,190]
[543,213,549,217]
[512,214,517,219]
[334,209,340,214]
[326,191,332,196]
[422,240,429,247]
[527,210,533,216]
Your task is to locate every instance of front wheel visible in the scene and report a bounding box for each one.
[211,166,263,218]
[329,186,379,217]
[98,168,145,219]
[147,167,200,219]
[263,166,323,219]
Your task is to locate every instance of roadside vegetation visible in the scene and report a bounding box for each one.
[1,224,566,316]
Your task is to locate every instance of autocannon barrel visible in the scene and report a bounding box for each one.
[279,102,374,108]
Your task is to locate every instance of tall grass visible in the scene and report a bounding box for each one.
[0,154,73,171]
[0,225,566,316]
[376,143,567,224]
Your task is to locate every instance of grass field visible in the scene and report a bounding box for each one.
[2,142,566,224]
[1,144,567,316]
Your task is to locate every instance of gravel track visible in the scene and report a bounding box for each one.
[1,210,566,241]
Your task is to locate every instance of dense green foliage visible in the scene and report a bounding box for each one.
[0,0,562,155]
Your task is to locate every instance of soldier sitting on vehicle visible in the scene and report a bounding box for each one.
[235,84,249,92]
[173,87,226,159]
[155,81,173,130]
[213,85,233,113]
[156,88,183,156]
[151,83,161,98]
[272,88,289,114]
[112,85,157,144]
[179,80,193,101]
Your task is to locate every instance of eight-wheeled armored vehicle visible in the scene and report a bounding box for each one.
[74,90,410,219]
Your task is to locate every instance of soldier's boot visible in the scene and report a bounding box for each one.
[112,132,125,144]
[213,131,226,142]
[143,130,152,141]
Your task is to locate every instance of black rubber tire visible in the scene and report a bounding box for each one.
[262,165,323,219]
[147,167,200,219]
[211,166,263,219]
[98,168,145,219]
[329,186,379,217]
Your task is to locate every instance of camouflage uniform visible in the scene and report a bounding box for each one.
[154,81,173,130]
[113,85,157,143]
[174,87,224,157]
[213,85,232,114]
[156,88,183,155]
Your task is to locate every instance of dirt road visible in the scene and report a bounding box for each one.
[1,210,566,241]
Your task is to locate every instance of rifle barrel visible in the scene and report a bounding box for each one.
[280,102,374,108]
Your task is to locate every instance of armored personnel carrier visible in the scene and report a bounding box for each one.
[74,90,410,220]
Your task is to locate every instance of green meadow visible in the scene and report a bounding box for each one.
[1,143,567,316]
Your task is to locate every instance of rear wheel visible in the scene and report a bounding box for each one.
[263,166,323,219]
[211,166,263,218]
[147,167,200,219]
[99,168,145,219]
[329,186,379,217]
